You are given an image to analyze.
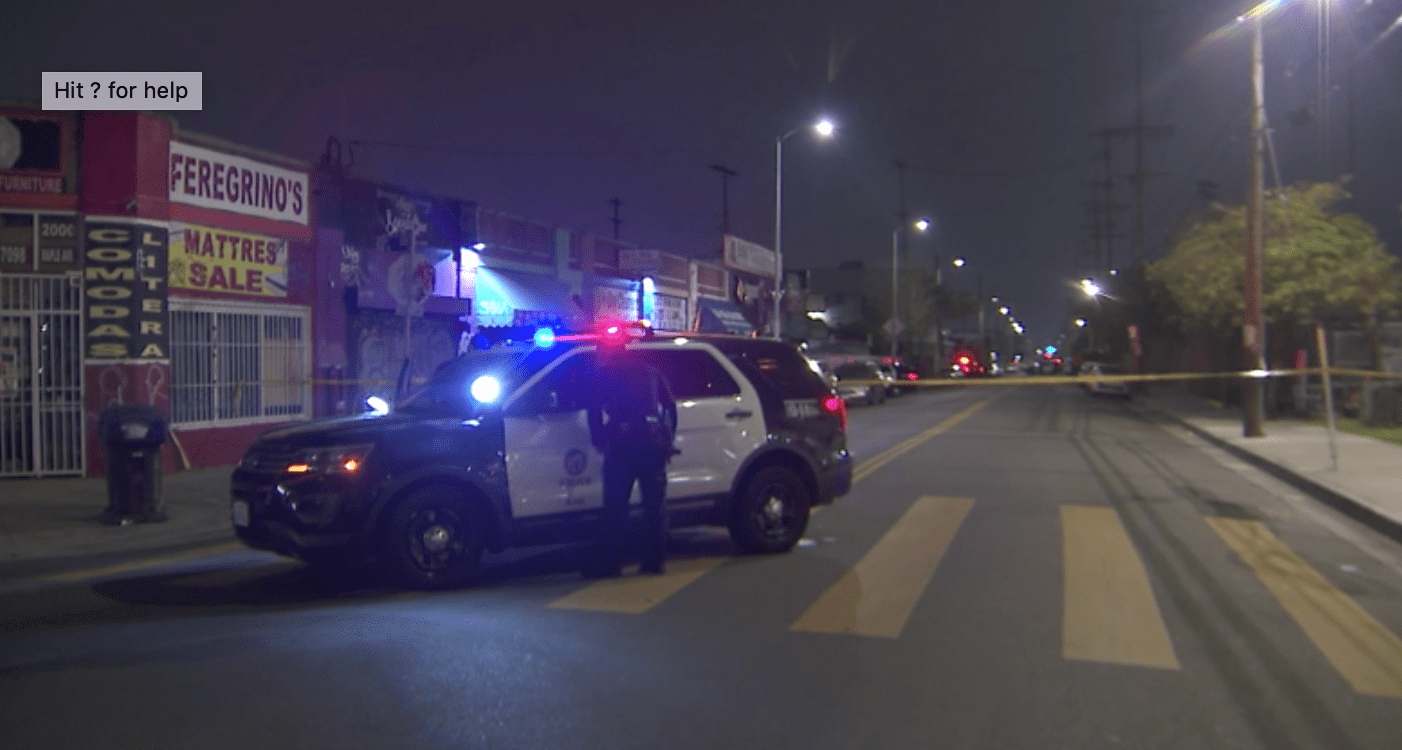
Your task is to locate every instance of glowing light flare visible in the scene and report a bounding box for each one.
[286,463,310,474]
[814,119,836,137]
[341,458,361,473]
[365,396,390,415]
[470,375,502,403]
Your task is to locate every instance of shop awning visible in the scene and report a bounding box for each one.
[696,298,755,336]
[474,267,585,328]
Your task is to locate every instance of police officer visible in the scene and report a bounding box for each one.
[585,343,678,577]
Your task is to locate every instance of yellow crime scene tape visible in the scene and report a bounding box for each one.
[836,366,1402,389]
[219,366,1402,393]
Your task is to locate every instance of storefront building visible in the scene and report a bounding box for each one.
[74,113,321,476]
[316,165,476,410]
[718,234,773,337]
[473,207,584,343]
[0,104,83,477]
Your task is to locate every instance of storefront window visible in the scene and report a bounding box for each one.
[169,299,310,425]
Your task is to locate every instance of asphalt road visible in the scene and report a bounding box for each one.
[3,383,1401,750]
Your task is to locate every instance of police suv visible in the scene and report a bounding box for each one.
[230,327,852,589]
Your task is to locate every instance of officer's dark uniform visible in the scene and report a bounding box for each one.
[586,347,678,577]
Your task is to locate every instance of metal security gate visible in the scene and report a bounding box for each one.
[0,274,84,477]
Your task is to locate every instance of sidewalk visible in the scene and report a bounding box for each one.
[1137,386,1402,543]
[0,464,237,572]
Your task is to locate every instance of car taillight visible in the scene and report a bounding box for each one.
[905,372,918,381]
[822,395,847,430]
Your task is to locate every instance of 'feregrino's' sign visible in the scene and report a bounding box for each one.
[169,140,309,226]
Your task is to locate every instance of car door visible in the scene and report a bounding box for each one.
[501,350,604,518]
[633,345,765,501]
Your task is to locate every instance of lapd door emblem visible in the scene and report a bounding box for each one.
[564,448,587,476]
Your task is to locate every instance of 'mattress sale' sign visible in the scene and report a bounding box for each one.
[169,141,308,225]
[168,222,290,297]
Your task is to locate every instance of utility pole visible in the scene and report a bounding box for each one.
[709,164,738,235]
[1243,13,1267,438]
[1101,1,1174,267]
[1083,131,1128,274]
[1129,2,1171,266]
[608,197,623,241]
[894,159,909,358]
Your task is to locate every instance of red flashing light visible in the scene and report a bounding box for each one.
[958,356,970,365]
[822,395,847,430]
[905,372,918,381]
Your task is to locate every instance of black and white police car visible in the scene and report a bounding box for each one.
[231,324,852,589]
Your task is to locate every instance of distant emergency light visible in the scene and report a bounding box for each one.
[533,328,556,348]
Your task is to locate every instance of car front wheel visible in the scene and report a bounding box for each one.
[729,466,812,554]
[382,485,485,590]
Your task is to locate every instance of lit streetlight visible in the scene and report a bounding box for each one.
[773,117,836,340]
[891,217,931,357]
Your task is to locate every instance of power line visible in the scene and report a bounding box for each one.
[346,137,762,164]
[903,157,1092,178]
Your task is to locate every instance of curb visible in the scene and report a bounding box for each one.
[1147,406,1402,546]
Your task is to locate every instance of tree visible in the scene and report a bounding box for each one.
[1147,180,1400,333]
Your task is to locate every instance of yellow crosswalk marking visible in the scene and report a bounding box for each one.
[1207,517,1402,699]
[1061,506,1180,669]
[546,556,730,614]
[790,496,973,639]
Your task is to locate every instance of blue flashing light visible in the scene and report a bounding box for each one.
[1046,345,1058,355]
[533,328,556,348]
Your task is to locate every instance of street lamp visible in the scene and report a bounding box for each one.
[773,117,836,340]
[931,253,970,367]
[891,218,931,357]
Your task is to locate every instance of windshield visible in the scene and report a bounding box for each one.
[396,347,569,416]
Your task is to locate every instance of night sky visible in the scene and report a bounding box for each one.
[4,0,1400,346]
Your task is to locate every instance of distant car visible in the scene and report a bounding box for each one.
[891,362,921,393]
[1081,362,1131,399]
[877,364,901,397]
[833,361,886,406]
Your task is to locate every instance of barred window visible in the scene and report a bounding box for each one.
[169,299,311,426]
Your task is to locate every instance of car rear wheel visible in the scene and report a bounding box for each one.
[382,485,485,590]
[729,466,811,554]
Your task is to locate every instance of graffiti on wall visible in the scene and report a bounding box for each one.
[351,310,459,406]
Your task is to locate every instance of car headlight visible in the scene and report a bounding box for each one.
[285,444,375,475]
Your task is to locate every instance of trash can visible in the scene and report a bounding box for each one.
[99,404,169,525]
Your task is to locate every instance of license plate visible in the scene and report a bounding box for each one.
[231,500,250,527]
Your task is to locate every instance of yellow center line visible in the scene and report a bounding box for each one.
[791,495,973,638]
[1061,506,1180,669]
[44,540,247,583]
[546,555,731,614]
[1207,517,1402,699]
[849,395,999,487]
